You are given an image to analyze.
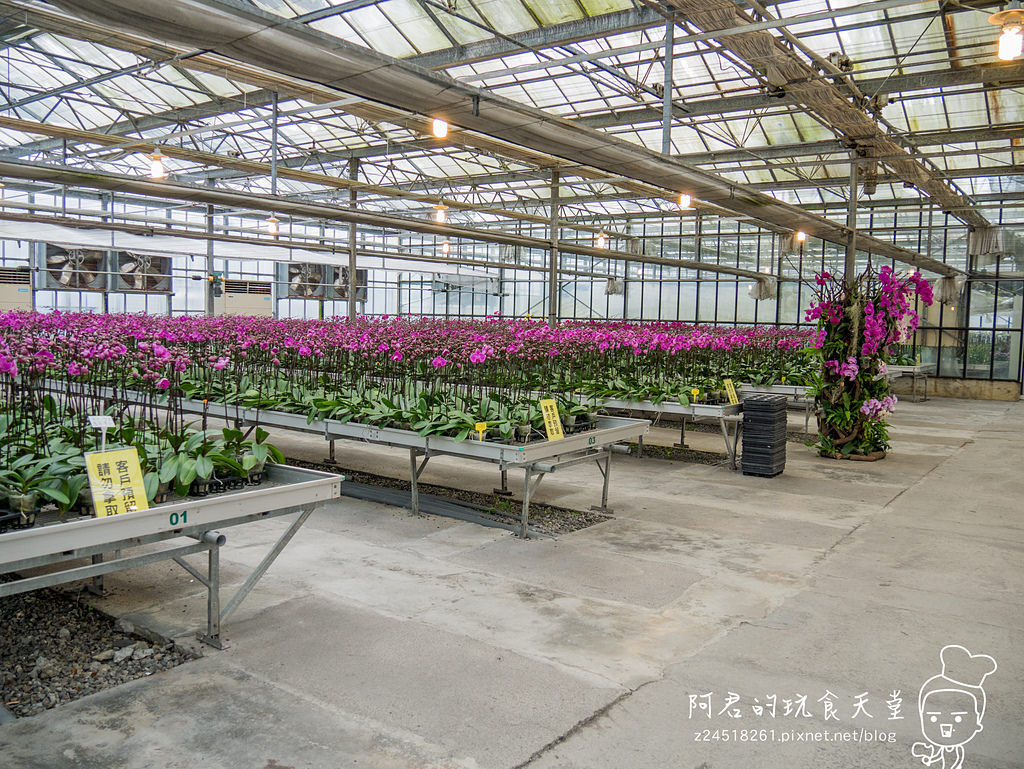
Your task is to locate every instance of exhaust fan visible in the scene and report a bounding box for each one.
[43,245,106,290]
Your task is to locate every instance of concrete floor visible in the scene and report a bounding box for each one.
[1,397,1022,769]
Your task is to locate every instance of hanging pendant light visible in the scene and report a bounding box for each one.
[795,230,808,242]
[431,118,449,138]
[434,204,448,223]
[999,24,1024,59]
[148,153,166,179]
[990,6,1024,60]
[678,192,692,209]
[596,231,607,249]
[266,216,280,236]
[441,240,451,254]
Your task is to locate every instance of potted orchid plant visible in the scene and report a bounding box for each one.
[805,266,933,459]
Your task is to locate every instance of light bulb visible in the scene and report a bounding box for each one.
[441,240,450,254]
[434,205,447,223]
[597,232,607,249]
[149,153,166,179]
[795,230,807,242]
[678,193,691,209]
[999,26,1023,60]
[266,216,279,236]
[431,118,448,138]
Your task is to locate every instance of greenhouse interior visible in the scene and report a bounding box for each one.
[0,1,1021,767]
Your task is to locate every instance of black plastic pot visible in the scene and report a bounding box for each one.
[0,510,36,532]
[221,476,246,491]
[153,481,172,504]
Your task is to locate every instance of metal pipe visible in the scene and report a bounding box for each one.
[846,154,859,279]
[206,544,221,645]
[270,91,279,197]
[520,468,532,539]
[0,210,619,280]
[662,15,675,155]
[205,201,215,315]
[200,531,227,546]
[409,450,420,515]
[0,159,950,277]
[348,157,358,320]
[548,169,560,326]
[0,115,618,237]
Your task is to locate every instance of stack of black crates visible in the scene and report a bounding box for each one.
[741,394,789,477]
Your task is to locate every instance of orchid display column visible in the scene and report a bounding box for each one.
[806,266,933,459]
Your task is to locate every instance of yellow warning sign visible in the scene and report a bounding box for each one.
[86,448,149,517]
[539,399,564,441]
[722,378,739,405]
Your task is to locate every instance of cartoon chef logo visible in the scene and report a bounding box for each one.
[911,645,997,769]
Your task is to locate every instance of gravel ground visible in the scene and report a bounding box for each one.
[0,578,197,717]
[627,443,728,464]
[285,458,610,536]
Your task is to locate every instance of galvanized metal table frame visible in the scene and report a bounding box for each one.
[889,364,935,402]
[0,465,342,648]
[584,396,744,469]
[180,400,648,539]
[324,416,648,538]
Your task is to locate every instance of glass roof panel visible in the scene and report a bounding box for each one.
[987,89,1024,127]
[671,129,710,154]
[249,0,306,18]
[375,0,452,54]
[949,9,1000,64]
[521,0,587,27]
[425,8,495,47]
[7,59,69,96]
[339,5,417,58]
[310,14,367,46]
[186,70,245,99]
[467,0,538,33]
[899,92,949,133]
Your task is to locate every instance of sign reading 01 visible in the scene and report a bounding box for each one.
[85,447,149,517]
[539,399,564,441]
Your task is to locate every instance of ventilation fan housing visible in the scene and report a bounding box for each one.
[330,267,368,301]
[41,244,107,291]
[114,252,171,293]
[278,262,331,299]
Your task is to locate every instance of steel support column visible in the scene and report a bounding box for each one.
[348,157,358,320]
[845,154,859,280]
[270,92,279,196]
[662,15,675,155]
[205,201,215,316]
[548,169,560,327]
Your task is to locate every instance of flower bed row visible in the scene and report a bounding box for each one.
[1,313,817,518]
[0,393,284,525]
